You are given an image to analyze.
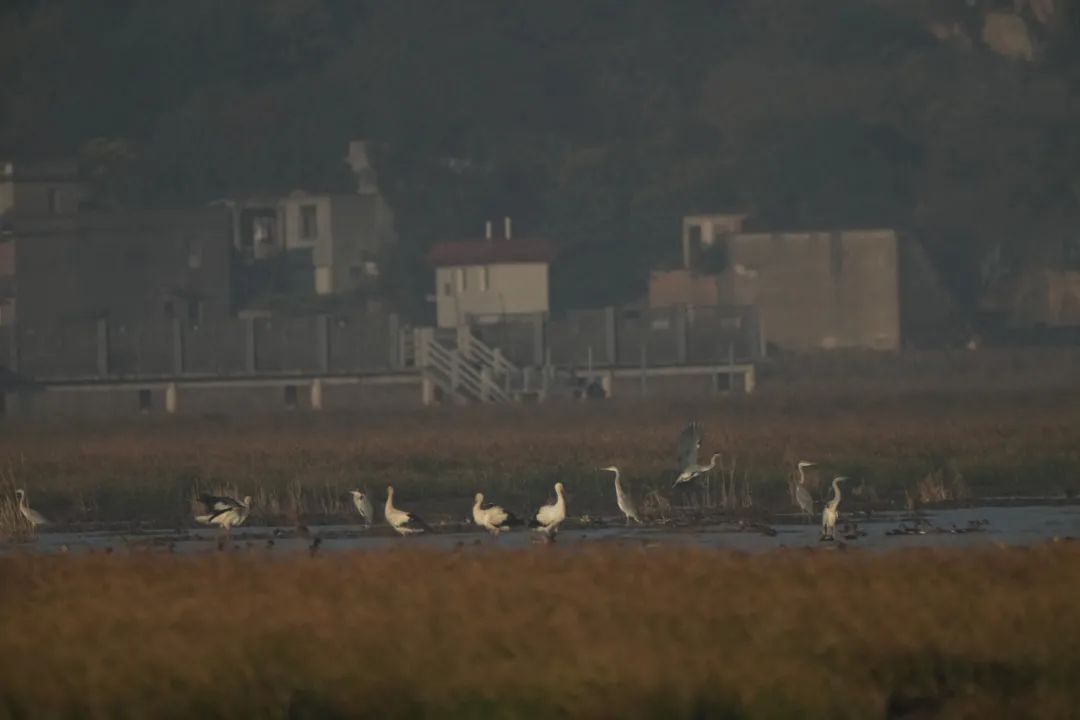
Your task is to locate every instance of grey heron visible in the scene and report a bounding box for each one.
[348,489,375,527]
[471,493,522,536]
[529,482,567,537]
[384,486,431,536]
[601,466,641,525]
[820,476,848,541]
[14,489,49,529]
[795,461,815,523]
[195,493,252,535]
[672,421,720,488]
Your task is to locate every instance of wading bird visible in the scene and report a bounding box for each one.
[472,492,521,536]
[601,466,640,525]
[530,482,567,538]
[384,486,431,536]
[348,489,375,527]
[195,493,252,535]
[672,421,721,488]
[820,477,848,541]
[795,461,815,523]
[14,489,49,530]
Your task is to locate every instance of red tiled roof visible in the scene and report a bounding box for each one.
[427,238,555,266]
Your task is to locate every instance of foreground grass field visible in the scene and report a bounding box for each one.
[1,544,1079,718]
[3,389,1080,527]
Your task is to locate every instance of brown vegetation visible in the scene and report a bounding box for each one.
[1,544,1079,717]
[3,390,1080,527]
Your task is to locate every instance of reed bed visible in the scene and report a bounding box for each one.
[1,544,1079,718]
[3,390,1080,526]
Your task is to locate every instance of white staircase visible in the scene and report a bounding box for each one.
[413,327,520,403]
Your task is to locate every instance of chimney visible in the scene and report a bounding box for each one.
[504,216,512,240]
[485,220,492,241]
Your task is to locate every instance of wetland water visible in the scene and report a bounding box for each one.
[7,504,1080,556]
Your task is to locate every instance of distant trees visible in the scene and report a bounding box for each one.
[1,0,1079,309]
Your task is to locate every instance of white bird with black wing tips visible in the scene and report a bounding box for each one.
[529,482,567,538]
[349,489,375,527]
[195,493,252,535]
[472,492,521,536]
[385,486,432,536]
[14,489,49,530]
[673,421,720,488]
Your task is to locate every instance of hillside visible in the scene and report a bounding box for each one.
[1,0,1077,312]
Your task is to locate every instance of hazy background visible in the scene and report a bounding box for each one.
[2,0,1077,313]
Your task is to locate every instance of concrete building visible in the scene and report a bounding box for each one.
[221,142,396,297]
[0,160,85,219]
[10,208,233,330]
[428,219,554,328]
[651,215,901,351]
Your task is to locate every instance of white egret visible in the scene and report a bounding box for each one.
[530,482,567,537]
[472,493,521,536]
[348,489,375,527]
[601,466,640,525]
[195,494,252,535]
[384,486,431,536]
[795,461,815,523]
[820,477,848,541]
[14,489,49,530]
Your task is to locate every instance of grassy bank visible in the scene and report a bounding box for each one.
[3,390,1080,528]
[1,544,1079,718]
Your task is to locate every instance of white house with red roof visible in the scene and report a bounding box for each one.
[427,218,554,328]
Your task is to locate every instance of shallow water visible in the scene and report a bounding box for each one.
[5,504,1080,556]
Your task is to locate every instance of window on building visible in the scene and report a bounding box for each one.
[315,266,332,294]
[300,204,318,240]
[283,385,298,410]
[0,299,14,326]
[443,280,453,296]
[478,266,490,292]
[686,224,704,269]
[186,238,202,269]
[137,389,152,413]
[187,299,202,325]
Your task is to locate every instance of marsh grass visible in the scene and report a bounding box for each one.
[1,545,1079,718]
[4,390,1080,526]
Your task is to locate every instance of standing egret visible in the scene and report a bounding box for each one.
[820,477,848,541]
[601,466,640,525]
[384,486,431,536]
[472,493,521,536]
[195,493,252,536]
[529,482,567,538]
[14,489,49,530]
[348,489,375,527]
[795,461,815,523]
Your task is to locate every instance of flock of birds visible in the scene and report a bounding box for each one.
[9,421,945,545]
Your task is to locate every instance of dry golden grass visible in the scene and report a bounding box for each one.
[3,390,1080,525]
[1,544,1080,718]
